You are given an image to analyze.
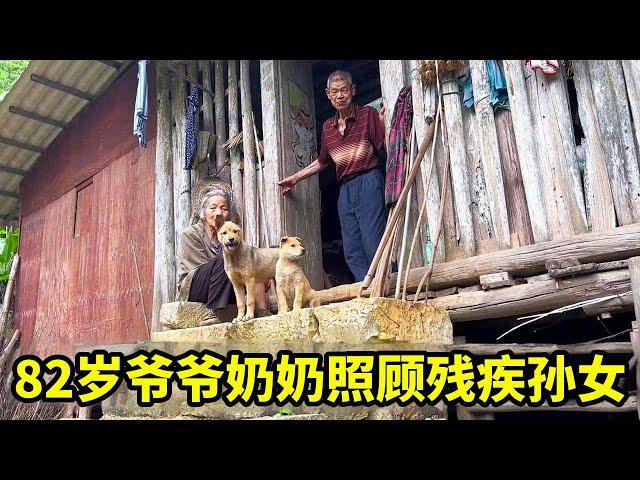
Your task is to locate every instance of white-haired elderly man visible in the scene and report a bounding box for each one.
[176,189,269,323]
[278,70,387,282]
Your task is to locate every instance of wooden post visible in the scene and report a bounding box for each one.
[469,60,511,249]
[214,60,230,183]
[462,105,493,243]
[240,60,259,247]
[502,60,549,243]
[442,74,475,256]
[151,62,176,332]
[227,60,243,221]
[622,61,640,163]
[525,63,587,238]
[494,110,534,246]
[201,60,215,173]
[379,60,408,141]
[624,256,640,418]
[171,62,191,255]
[572,60,616,232]
[587,61,640,225]
[435,109,458,261]
[0,254,19,341]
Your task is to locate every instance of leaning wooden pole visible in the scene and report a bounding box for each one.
[240,60,259,247]
[360,118,438,291]
[151,62,176,332]
[227,60,244,222]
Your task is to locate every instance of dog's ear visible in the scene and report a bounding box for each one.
[295,237,302,243]
[280,236,288,244]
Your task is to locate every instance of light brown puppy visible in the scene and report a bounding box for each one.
[275,236,320,313]
[217,221,279,323]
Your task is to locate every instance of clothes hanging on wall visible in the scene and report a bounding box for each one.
[385,85,413,205]
[526,60,560,75]
[463,60,509,111]
[184,83,201,169]
[133,60,149,148]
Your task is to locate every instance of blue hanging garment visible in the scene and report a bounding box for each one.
[133,60,149,148]
[463,60,510,111]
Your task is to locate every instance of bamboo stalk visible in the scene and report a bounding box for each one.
[0,329,19,376]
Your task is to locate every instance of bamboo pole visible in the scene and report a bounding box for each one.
[0,329,20,376]
[252,111,269,247]
[201,60,215,174]
[227,60,244,222]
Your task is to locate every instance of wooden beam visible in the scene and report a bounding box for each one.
[629,258,640,419]
[96,60,122,69]
[0,135,45,154]
[319,223,640,304]
[0,164,28,176]
[8,106,67,129]
[430,269,631,323]
[30,74,94,101]
[151,62,176,333]
[480,271,514,290]
[0,190,19,199]
[446,342,633,355]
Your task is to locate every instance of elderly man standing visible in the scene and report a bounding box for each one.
[278,70,387,282]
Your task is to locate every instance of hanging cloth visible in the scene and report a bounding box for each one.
[526,60,560,75]
[133,60,149,148]
[185,83,201,169]
[385,86,413,205]
[463,60,509,111]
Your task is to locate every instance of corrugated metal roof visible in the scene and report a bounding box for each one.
[0,60,132,221]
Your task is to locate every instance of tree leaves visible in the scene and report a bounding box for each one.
[0,60,29,98]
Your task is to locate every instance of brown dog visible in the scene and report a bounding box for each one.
[217,221,279,323]
[275,236,320,313]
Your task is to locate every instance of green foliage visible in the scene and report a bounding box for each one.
[0,226,19,283]
[0,60,29,98]
[276,406,294,416]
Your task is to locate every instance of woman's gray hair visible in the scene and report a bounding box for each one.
[326,70,352,89]
[199,189,232,221]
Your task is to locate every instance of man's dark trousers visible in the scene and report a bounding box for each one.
[337,168,388,282]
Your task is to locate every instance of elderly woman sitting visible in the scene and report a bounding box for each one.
[176,189,268,323]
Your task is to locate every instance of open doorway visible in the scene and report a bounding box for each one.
[311,60,382,287]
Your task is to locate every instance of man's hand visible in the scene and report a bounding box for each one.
[278,174,298,195]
